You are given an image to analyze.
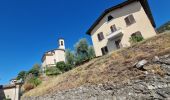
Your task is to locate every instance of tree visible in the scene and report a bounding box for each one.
[65,49,75,65]
[75,38,89,64]
[17,71,27,81]
[28,64,41,77]
[88,46,96,59]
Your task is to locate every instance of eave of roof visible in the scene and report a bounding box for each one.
[2,84,16,89]
[86,0,156,35]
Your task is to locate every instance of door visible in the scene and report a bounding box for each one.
[115,39,121,49]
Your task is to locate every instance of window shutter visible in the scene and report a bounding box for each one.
[101,48,104,55]
[97,34,101,41]
[129,15,135,24]
[110,25,117,32]
[100,32,104,40]
[125,15,135,26]
[125,17,131,26]
[98,32,104,41]
[104,46,108,53]
[101,46,108,55]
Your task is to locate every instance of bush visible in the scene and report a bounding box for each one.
[28,77,42,87]
[129,35,144,44]
[46,67,61,76]
[28,64,41,77]
[75,54,84,65]
[3,96,11,100]
[23,83,35,91]
[24,73,42,91]
[56,61,72,73]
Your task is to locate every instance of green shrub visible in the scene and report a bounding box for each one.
[46,67,61,76]
[3,99,11,100]
[3,96,11,100]
[129,35,144,44]
[56,61,72,72]
[28,64,41,77]
[65,50,75,65]
[88,46,96,59]
[28,77,42,86]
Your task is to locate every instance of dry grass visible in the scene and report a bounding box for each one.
[23,32,170,97]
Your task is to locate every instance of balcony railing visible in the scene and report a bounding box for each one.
[106,27,123,40]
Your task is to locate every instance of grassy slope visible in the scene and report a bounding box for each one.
[23,32,170,97]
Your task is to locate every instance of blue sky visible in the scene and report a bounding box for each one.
[0,0,169,85]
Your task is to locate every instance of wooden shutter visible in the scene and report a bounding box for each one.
[101,46,108,55]
[125,14,135,26]
[98,32,104,41]
[104,46,108,54]
[125,17,131,26]
[129,15,135,24]
[97,34,101,41]
[110,25,117,32]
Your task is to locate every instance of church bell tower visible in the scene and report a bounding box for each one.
[58,38,65,50]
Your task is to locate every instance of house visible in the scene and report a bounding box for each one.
[10,78,22,85]
[0,81,22,100]
[86,0,157,57]
[42,38,66,71]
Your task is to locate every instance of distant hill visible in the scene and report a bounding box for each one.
[157,21,170,33]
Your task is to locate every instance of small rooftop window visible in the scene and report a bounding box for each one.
[108,15,114,22]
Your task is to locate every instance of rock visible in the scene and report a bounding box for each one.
[155,55,170,65]
[135,60,148,69]
[161,54,170,59]
[153,56,160,62]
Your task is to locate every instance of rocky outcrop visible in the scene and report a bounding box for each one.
[22,54,170,100]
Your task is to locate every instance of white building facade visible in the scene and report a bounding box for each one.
[87,0,157,57]
[42,38,66,71]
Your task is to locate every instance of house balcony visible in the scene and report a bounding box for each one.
[106,28,123,40]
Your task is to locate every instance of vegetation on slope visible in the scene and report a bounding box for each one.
[16,38,95,94]
[23,32,170,97]
[45,38,95,76]
[157,21,170,33]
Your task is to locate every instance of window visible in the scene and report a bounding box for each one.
[61,41,63,46]
[115,39,121,49]
[110,25,117,33]
[54,59,56,63]
[108,15,114,22]
[97,32,104,41]
[101,46,108,55]
[131,31,142,37]
[125,14,135,26]
[130,31,144,43]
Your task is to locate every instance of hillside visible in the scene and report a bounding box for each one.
[157,21,170,33]
[23,32,170,100]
